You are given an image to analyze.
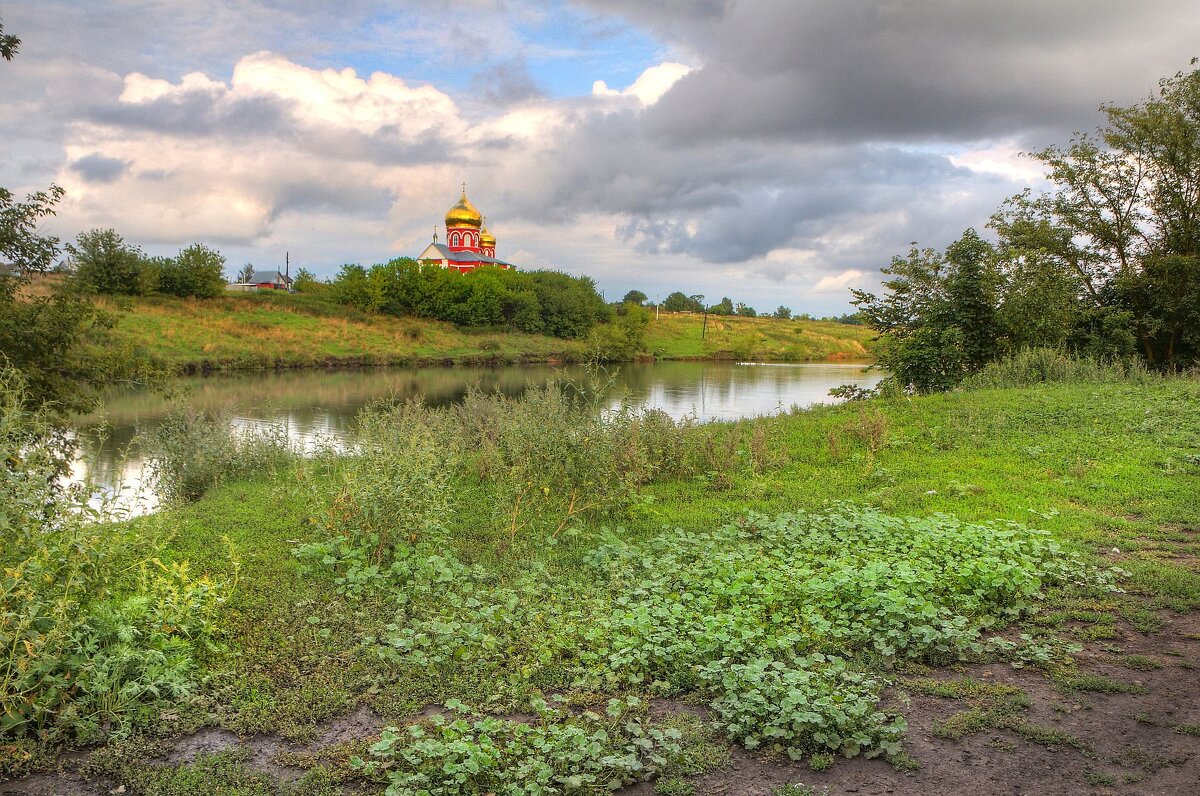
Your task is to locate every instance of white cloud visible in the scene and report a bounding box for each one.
[592,62,692,105]
[812,269,865,294]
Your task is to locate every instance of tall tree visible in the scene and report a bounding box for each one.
[993,61,1200,368]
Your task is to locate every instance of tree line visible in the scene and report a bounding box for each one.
[854,63,1200,391]
[321,259,611,340]
[621,289,864,324]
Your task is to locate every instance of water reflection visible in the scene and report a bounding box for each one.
[70,361,879,512]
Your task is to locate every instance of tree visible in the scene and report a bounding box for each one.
[622,289,647,306]
[735,303,757,317]
[773,306,792,320]
[588,302,650,361]
[942,229,1000,370]
[711,297,734,315]
[1,186,64,274]
[852,234,991,393]
[991,61,1200,368]
[292,267,320,292]
[661,291,704,313]
[68,228,150,295]
[0,20,19,61]
[156,243,226,298]
[237,263,255,284]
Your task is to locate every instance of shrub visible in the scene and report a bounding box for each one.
[960,348,1155,389]
[139,406,296,503]
[0,370,231,754]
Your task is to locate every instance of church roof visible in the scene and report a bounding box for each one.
[422,243,513,268]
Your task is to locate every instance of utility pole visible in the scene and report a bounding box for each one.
[690,294,707,340]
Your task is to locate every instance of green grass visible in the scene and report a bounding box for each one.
[643,311,873,362]
[101,294,875,372]
[103,292,589,371]
[35,376,1200,791]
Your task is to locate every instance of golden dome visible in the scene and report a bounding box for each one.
[445,189,482,228]
[480,221,496,247]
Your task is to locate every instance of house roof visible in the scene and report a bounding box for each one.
[250,270,292,284]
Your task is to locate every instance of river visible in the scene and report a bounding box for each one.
[69,360,880,513]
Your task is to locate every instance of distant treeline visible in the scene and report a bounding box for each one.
[325,258,611,339]
[623,289,864,324]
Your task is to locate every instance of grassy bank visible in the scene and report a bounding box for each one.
[100,293,874,372]
[7,375,1197,792]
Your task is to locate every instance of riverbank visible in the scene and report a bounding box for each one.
[5,375,1198,794]
[100,293,874,372]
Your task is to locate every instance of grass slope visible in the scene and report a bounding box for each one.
[101,293,874,371]
[103,293,587,370]
[644,311,873,362]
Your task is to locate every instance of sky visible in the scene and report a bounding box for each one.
[2,1,1198,315]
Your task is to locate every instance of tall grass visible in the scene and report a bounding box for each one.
[138,407,297,504]
[0,370,231,765]
[961,348,1157,390]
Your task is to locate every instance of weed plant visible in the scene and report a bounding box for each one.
[0,370,231,768]
[961,348,1156,390]
[139,406,296,503]
[355,696,681,795]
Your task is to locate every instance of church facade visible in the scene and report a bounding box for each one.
[415,186,514,272]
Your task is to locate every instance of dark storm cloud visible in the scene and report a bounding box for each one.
[268,180,393,221]
[69,153,129,183]
[581,0,1200,144]
[470,57,545,106]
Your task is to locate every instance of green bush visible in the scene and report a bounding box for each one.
[139,406,296,503]
[0,370,231,754]
[961,348,1156,389]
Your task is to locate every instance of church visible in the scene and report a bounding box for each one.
[415,186,515,272]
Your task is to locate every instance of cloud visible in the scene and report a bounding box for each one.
[5,1,1198,315]
[471,57,545,105]
[592,62,691,104]
[69,153,129,183]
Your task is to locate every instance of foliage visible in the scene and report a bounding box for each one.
[710,297,735,315]
[853,229,999,393]
[0,370,230,753]
[291,268,321,293]
[70,230,229,299]
[330,258,610,339]
[158,243,227,298]
[961,348,1154,389]
[773,306,792,320]
[588,303,650,361]
[0,20,19,61]
[622,290,648,305]
[662,292,704,313]
[856,63,1200,390]
[355,696,682,795]
[0,184,63,274]
[139,406,297,503]
[68,228,153,296]
[735,302,757,317]
[295,486,1103,762]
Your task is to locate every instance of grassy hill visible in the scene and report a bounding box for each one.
[101,292,874,371]
[644,310,873,361]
